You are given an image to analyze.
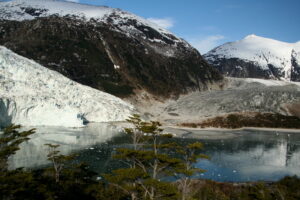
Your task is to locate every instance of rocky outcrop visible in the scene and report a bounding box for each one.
[205,57,280,79]
[291,50,300,81]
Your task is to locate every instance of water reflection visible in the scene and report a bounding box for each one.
[195,130,300,182]
[75,129,300,182]
[8,123,122,169]
[8,126,300,182]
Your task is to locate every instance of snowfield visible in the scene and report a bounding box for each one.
[205,34,300,80]
[0,0,113,21]
[0,46,134,127]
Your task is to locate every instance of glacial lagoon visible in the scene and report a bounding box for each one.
[9,123,300,182]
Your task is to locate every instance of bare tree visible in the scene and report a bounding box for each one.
[44,144,74,183]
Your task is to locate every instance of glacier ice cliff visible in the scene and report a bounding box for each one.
[0,46,134,127]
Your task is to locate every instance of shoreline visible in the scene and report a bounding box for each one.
[110,122,300,139]
[162,125,300,139]
[164,125,300,133]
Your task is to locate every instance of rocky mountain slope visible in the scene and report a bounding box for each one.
[204,35,300,81]
[138,78,300,124]
[0,46,133,127]
[0,0,222,98]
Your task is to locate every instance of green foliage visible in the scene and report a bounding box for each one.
[104,168,147,199]
[44,143,77,183]
[107,115,209,200]
[174,142,208,200]
[0,164,103,200]
[1,124,300,200]
[0,125,35,172]
[142,178,179,200]
[190,176,300,200]
[105,115,181,199]
[0,125,119,200]
[0,125,102,200]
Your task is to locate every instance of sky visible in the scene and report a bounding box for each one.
[38,0,300,53]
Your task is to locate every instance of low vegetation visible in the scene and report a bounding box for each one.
[1,119,300,200]
[181,112,300,129]
[180,177,300,200]
[104,115,208,200]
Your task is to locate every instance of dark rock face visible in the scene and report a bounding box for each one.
[0,16,222,98]
[205,54,300,81]
[206,57,279,79]
[291,50,300,81]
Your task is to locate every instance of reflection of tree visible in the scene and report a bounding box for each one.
[285,137,298,167]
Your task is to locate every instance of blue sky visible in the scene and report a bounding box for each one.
[71,0,299,53]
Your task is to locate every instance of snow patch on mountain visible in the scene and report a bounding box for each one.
[243,78,300,87]
[0,0,114,21]
[205,34,300,80]
[0,46,134,127]
[0,0,187,49]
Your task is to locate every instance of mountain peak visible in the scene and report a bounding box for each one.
[244,34,259,39]
[242,34,274,42]
[0,0,177,40]
[204,35,300,81]
[0,0,221,98]
[0,0,114,20]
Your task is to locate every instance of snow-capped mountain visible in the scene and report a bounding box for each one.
[0,0,182,44]
[0,0,222,98]
[204,35,300,81]
[0,46,134,127]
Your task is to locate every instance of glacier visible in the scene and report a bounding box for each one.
[0,46,134,127]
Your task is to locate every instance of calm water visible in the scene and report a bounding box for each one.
[9,123,300,182]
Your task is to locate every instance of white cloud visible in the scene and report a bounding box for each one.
[187,35,225,54]
[64,0,79,2]
[147,17,174,29]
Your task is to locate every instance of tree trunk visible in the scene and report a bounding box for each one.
[55,171,60,183]
[131,193,137,200]
[180,177,189,200]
